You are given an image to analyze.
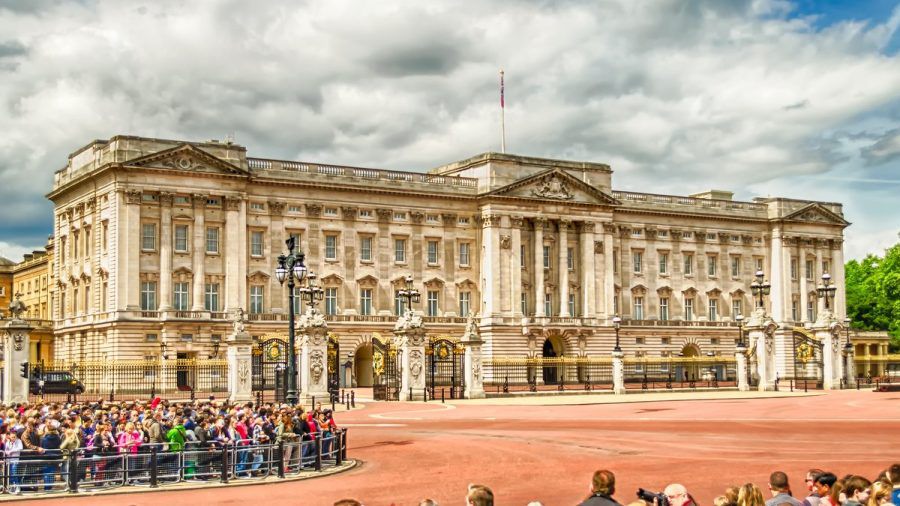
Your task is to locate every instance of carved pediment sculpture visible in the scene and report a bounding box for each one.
[531,173,574,200]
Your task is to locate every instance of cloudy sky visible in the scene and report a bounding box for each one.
[1,0,899,262]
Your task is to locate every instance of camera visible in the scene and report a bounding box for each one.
[637,488,669,506]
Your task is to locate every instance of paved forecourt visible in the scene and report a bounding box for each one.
[20,389,900,506]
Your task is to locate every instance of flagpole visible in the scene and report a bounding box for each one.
[500,69,506,154]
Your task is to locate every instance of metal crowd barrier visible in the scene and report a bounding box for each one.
[0,429,349,496]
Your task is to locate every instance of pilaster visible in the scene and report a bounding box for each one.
[158,192,174,311]
[558,219,569,317]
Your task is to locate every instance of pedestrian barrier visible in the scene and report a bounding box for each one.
[0,430,349,496]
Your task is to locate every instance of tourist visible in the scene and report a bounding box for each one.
[665,484,697,506]
[888,464,900,506]
[767,471,803,506]
[814,473,839,506]
[40,420,62,491]
[844,476,873,506]
[868,480,893,506]
[579,469,622,506]
[805,469,826,506]
[738,483,766,506]
[466,484,494,506]
[4,431,24,494]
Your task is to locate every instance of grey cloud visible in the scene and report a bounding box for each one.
[0,41,27,58]
[862,128,900,165]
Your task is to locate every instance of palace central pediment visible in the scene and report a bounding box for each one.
[485,168,619,206]
[126,144,249,176]
[782,203,849,226]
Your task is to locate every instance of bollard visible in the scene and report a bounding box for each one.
[346,397,350,411]
[314,437,322,471]
[341,428,348,461]
[351,391,356,408]
[312,396,316,410]
[149,446,159,488]
[332,398,336,413]
[220,446,229,483]
[804,380,808,393]
[67,451,80,493]
[424,387,428,402]
[790,379,794,392]
[335,430,343,466]
[409,387,413,401]
[277,441,285,478]
[341,389,345,404]
[441,388,445,404]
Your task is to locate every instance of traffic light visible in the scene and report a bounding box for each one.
[20,362,29,379]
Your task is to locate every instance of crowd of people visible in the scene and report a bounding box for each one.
[331,466,900,506]
[0,397,342,494]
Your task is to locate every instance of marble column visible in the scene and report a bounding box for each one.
[158,192,174,312]
[191,194,207,312]
[121,190,142,310]
[481,213,501,317]
[580,222,596,319]
[224,196,243,312]
[603,224,616,318]
[533,217,546,318]
[268,201,286,313]
[769,227,784,322]
[558,219,569,317]
[510,216,524,317]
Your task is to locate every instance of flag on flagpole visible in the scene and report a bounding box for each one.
[500,69,505,108]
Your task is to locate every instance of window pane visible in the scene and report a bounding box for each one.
[206,227,219,254]
[360,237,372,261]
[142,224,156,250]
[326,235,337,259]
[395,239,406,262]
[175,225,188,252]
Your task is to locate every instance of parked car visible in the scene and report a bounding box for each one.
[29,370,85,395]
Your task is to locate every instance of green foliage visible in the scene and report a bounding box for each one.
[845,242,900,351]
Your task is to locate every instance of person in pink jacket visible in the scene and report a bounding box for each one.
[117,422,142,454]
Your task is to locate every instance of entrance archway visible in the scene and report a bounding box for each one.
[354,343,374,388]
[678,343,701,381]
[541,337,564,384]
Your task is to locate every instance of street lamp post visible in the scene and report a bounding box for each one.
[843,317,853,386]
[735,314,745,348]
[612,315,622,352]
[397,275,420,315]
[275,236,307,406]
[816,273,837,312]
[298,271,324,311]
[749,270,771,310]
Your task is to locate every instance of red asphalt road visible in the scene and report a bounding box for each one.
[17,390,900,506]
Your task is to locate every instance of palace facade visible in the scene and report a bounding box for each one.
[47,135,852,386]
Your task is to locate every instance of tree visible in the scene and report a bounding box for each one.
[845,241,900,351]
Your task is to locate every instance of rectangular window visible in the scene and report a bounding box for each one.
[659,297,669,321]
[206,227,219,254]
[140,282,157,311]
[73,231,79,259]
[732,299,742,319]
[293,286,302,314]
[684,254,694,276]
[174,224,189,253]
[731,256,740,277]
[325,235,337,260]
[634,296,644,320]
[806,260,814,280]
[251,231,264,257]
[707,255,718,276]
[394,290,404,315]
[543,245,551,269]
[613,250,618,274]
[791,300,799,321]
[427,290,439,317]
[755,258,764,272]
[427,240,439,264]
[613,294,619,315]
[360,237,372,261]
[521,292,528,315]
[659,253,668,275]
[249,285,264,314]
[567,248,574,270]
[393,211,406,221]
[142,224,157,251]
[173,282,189,311]
[790,257,799,280]
[633,251,643,273]
[459,243,471,267]
[520,244,526,269]
[102,222,108,251]
[708,299,718,321]
[360,289,373,315]
[145,333,158,342]
[205,283,219,312]
[358,209,372,218]
[568,293,576,317]
[459,291,471,316]
[685,298,694,321]
[807,300,815,322]
[394,238,406,263]
[544,293,552,316]
[325,287,338,315]
[324,207,338,217]
[181,334,193,343]
[822,260,830,274]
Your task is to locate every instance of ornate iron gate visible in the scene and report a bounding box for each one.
[793,330,824,388]
[372,335,400,401]
[253,337,288,403]
[327,333,340,401]
[427,337,465,399]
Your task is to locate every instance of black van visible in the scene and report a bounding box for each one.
[29,370,86,395]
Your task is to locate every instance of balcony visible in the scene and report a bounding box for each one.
[620,319,739,328]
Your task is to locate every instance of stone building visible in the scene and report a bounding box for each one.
[47,135,849,386]
[0,256,13,312]
[10,242,55,362]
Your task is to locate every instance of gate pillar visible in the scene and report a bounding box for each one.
[748,308,777,391]
[227,309,253,403]
[813,314,843,390]
[394,311,426,401]
[612,350,625,395]
[735,345,750,392]
[298,309,329,406]
[461,313,484,399]
[3,298,32,404]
